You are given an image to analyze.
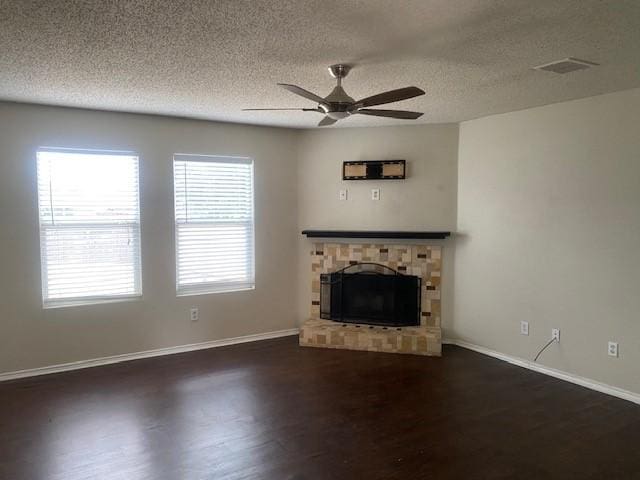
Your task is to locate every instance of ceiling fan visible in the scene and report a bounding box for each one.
[243,64,425,126]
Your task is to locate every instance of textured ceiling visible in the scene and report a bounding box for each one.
[1,0,639,128]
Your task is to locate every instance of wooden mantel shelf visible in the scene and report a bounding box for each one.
[301,230,451,240]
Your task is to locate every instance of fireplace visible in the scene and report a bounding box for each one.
[320,263,421,327]
[300,242,442,356]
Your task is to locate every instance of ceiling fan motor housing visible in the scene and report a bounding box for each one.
[323,84,355,119]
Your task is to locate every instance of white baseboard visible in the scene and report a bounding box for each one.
[444,338,640,405]
[0,328,300,382]
[5,332,638,406]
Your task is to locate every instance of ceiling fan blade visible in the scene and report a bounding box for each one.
[354,109,424,119]
[355,87,425,108]
[243,108,322,112]
[278,84,327,104]
[318,116,338,127]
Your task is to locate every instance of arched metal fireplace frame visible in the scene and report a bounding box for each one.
[319,262,421,327]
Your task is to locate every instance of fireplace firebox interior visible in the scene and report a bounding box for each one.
[320,263,421,327]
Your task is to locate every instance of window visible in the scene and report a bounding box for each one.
[36,149,142,308]
[173,154,254,296]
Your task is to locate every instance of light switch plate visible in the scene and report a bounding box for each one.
[339,189,347,201]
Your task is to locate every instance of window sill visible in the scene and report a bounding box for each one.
[43,295,142,310]
[176,285,255,298]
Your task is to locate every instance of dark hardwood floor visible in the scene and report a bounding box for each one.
[1,337,639,480]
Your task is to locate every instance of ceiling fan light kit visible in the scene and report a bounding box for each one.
[243,64,426,126]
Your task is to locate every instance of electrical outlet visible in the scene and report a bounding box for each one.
[551,328,560,342]
[190,307,199,322]
[371,188,380,201]
[339,189,348,201]
[608,341,619,357]
[520,321,529,336]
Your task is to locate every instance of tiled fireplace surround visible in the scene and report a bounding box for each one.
[299,242,442,356]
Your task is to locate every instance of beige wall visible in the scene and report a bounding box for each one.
[4,88,639,396]
[454,88,640,393]
[295,124,459,335]
[0,102,299,374]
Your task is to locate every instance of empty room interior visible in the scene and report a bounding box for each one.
[1,1,640,479]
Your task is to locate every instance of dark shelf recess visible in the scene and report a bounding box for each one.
[301,230,451,239]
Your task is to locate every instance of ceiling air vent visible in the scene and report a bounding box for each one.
[533,58,599,74]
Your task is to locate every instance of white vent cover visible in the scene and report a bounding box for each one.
[533,58,599,74]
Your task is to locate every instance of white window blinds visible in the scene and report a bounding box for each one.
[173,154,255,296]
[36,149,142,308]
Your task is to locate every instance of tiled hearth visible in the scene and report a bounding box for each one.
[299,243,442,356]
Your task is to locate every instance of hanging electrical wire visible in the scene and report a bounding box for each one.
[534,338,557,362]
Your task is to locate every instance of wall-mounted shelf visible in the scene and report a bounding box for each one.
[301,230,451,239]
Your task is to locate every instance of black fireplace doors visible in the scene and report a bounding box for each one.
[320,263,421,327]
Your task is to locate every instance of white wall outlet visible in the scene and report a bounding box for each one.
[551,328,560,342]
[520,321,529,336]
[608,341,619,357]
[339,189,348,201]
[190,307,199,322]
[371,188,380,200]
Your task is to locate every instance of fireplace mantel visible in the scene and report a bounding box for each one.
[301,230,451,239]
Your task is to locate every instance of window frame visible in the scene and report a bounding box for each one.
[36,147,143,309]
[172,153,255,297]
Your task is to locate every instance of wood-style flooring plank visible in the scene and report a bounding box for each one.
[1,337,639,479]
